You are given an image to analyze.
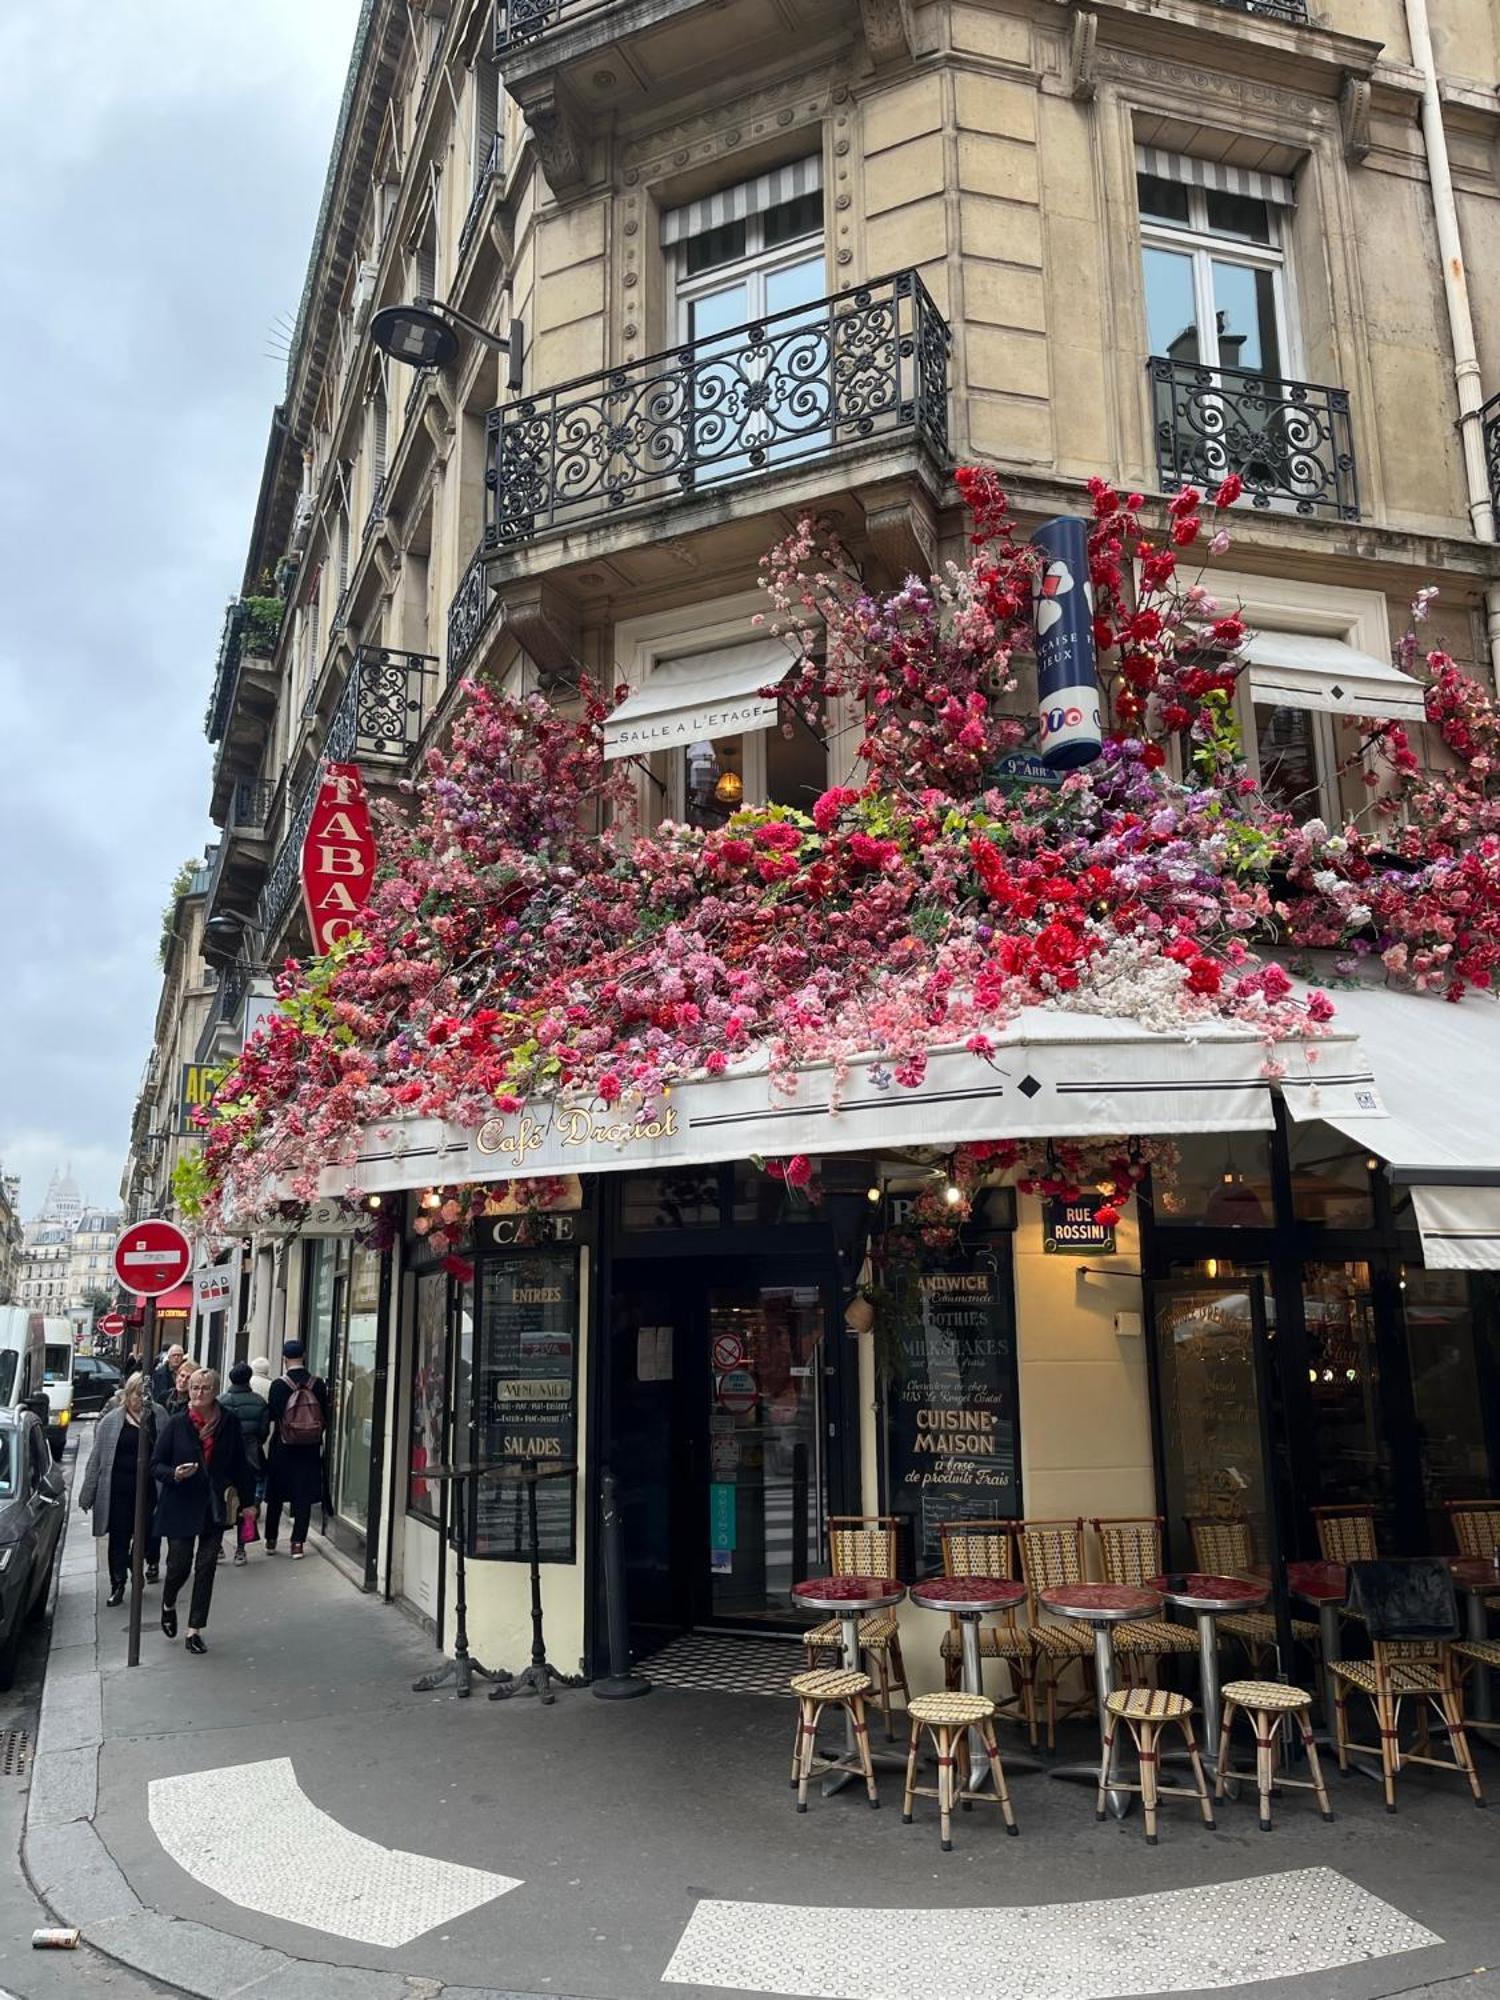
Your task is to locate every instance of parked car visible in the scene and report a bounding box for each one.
[0,1405,64,1688]
[40,1337,74,1460]
[70,1355,124,1419]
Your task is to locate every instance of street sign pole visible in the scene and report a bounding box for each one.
[127,1297,155,1669]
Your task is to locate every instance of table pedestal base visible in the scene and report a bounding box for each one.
[1049,1624,1132,1818]
[413,1651,503,1698]
[488,1658,585,1704]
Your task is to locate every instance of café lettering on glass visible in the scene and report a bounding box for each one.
[300,762,377,954]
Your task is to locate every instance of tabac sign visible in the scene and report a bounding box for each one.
[300,762,376,954]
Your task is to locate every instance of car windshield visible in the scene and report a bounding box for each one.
[0,1430,14,1498]
[43,1344,72,1384]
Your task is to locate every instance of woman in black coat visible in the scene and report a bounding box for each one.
[151,1367,251,1655]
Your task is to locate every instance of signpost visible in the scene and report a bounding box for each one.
[113,1220,191,1670]
[300,761,377,955]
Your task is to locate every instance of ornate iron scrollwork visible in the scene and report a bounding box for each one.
[447,546,498,679]
[1149,356,1359,520]
[494,0,565,50]
[1483,392,1500,531]
[485,268,950,548]
[1217,0,1308,19]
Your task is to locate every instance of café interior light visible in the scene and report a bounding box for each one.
[714,768,744,804]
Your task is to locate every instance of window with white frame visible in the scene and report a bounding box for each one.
[663,159,826,484]
[611,598,839,832]
[1137,151,1293,383]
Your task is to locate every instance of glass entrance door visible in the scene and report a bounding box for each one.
[332,1246,381,1537]
[705,1281,825,1625]
[1149,1274,1278,1570]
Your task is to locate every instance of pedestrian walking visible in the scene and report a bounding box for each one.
[264,1340,329,1560]
[77,1373,161,1603]
[162,1359,194,1418]
[220,1362,271,1565]
[123,1348,142,1378]
[248,1354,273,1402]
[152,1368,252,1655]
[150,1344,186,1404]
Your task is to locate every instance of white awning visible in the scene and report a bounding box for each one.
[1135,144,1295,210]
[1285,975,1500,1270]
[286,1011,1374,1205]
[603,639,792,761]
[661,157,822,246]
[1244,632,1427,723]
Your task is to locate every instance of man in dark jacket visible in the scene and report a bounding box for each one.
[219,1363,272,1566]
[264,1340,330,1559]
[150,1344,186,1404]
[152,1367,252,1654]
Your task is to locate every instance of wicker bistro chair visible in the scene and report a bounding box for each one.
[788,1669,880,1812]
[1330,1559,1485,1813]
[1312,1504,1379,1563]
[1216,1680,1333,1832]
[937,1520,1035,1742]
[1187,1515,1320,1672]
[802,1516,911,1738]
[1017,1519,1097,1749]
[1444,1500,1500,1616]
[1091,1517,1198,1681]
[1096,1688,1216,1845]
[902,1690,1019,1850]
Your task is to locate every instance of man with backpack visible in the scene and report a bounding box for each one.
[264,1339,331,1559]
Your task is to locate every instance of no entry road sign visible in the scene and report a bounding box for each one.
[97,1313,126,1339]
[113,1220,192,1298]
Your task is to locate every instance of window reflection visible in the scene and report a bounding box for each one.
[1153,1132,1273,1227]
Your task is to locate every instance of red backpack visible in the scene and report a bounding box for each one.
[279,1377,325,1447]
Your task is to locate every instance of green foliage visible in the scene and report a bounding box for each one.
[157,857,204,966]
[171,1150,211,1220]
[240,595,284,656]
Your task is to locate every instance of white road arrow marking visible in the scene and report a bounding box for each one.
[148,1757,519,1947]
[662,1867,1439,1999]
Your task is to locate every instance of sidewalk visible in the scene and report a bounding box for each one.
[22,1424,1500,2000]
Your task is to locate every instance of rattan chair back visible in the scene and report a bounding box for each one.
[1017,1518,1087,1606]
[1312,1505,1378,1563]
[1092,1516,1165,1587]
[828,1515,900,1578]
[1443,1499,1500,1558]
[1187,1515,1255,1572]
[940,1520,1017,1582]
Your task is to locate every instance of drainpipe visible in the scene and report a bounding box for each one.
[1403,0,1500,677]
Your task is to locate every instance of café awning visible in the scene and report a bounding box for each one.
[305,1009,1377,1202]
[151,1286,194,1319]
[602,638,792,761]
[1282,977,1500,1270]
[1242,632,1427,723]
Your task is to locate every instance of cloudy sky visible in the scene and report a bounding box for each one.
[0,2,359,1218]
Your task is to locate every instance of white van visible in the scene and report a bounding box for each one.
[0,1310,47,1431]
[40,1327,75,1460]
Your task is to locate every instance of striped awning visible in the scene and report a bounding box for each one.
[1244,632,1428,723]
[1136,144,1295,209]
[662,156,823,246]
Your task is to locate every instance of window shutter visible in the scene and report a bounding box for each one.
[473,61,499,189]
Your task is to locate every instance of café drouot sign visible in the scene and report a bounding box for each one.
[300,762,377,954]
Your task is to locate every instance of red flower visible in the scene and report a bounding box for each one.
[1171,516,1202,548]
[1168,486,1202,518]
[1213,473,1244,509]
[784,1154,813,1188]
[1093,1204,1121,1229]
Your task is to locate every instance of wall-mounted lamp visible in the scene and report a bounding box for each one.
[370,299,525,394]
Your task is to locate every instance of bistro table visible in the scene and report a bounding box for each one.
[792,1576,908,1796]
[1039,1582,1162,1819]
[910,1575,1038,1789]
[1149,1572,1269,1778]
[1452,1557,1500,1724]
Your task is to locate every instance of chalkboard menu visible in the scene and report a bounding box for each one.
[470,1249,579,1564]
[885,1255,1020,1574]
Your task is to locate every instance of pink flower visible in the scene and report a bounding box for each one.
[784,1154,813,1188]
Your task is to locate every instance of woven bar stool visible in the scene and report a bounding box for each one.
[788,1669,879,1811]
[902,1691,1018,1850]
[1216,1680,1333,1831]
[1097,1688,1215,1844]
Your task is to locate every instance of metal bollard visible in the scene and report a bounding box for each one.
[593,1467,649,1700]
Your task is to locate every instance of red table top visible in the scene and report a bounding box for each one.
[1040,1582,1161,1621]
[910,1576,1027,1614]
[1451,1556,1500,1592]
[792,1575,905,1612]
[1149,1572,1269,1611]
[1285,1559,1348,1604]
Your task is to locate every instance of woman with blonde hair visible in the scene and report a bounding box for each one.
[151,1368,252,1654]
[77,1373,160,1605]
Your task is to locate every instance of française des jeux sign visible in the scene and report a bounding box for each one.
[300,762,376,954]
[885,1254,1020,1572]
[471,1248,579,1563]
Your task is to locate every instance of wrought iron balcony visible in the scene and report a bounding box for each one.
[494,0,571,49]
[1215,0,1308,19]
[226,777,274,833]
[257,646,436,949]
[1149,356,1359,521]
[205,596,284,744]
[362,476,387,543]
[447,545,499,679]
[1483,391,1500,530]
[459,136,502,264]
[487,268,950,549]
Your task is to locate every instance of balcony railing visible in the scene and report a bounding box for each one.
[447,545,499,680]
[1149,356,1359,521]
[205,596,284,743]
[1216,0,1308,19]
[459,136,502,263]
[494,0,571,50]
[226,777,275,832]
[1483,391,1500,529]
[258,646,436,947]
[486,268,950,549]
[362,476,387,543]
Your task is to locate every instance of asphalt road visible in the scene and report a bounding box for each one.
[0,1429,172,2000]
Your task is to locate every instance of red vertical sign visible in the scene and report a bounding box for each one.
[300,761,377,954]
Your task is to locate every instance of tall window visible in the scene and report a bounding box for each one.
[667,162,826,484]
[1139,166,1290,382]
